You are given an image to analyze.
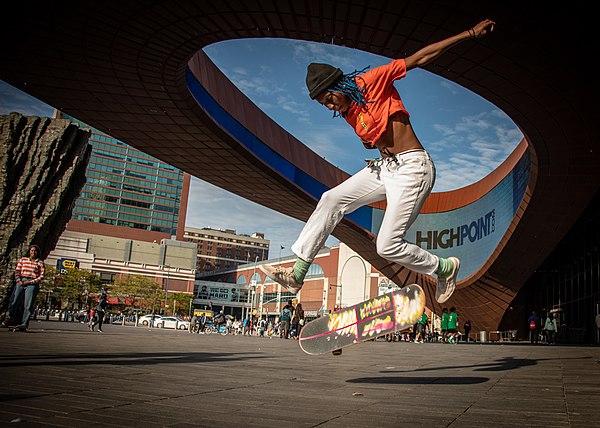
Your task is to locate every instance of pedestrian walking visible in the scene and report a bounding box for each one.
[89,288,108,332]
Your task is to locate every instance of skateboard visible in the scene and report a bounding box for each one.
[9,325,27,332]
[298,284,425,355]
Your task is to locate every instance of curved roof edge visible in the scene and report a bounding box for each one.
[422,138,529,213]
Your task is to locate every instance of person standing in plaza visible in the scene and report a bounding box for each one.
[232,317,241,335]
[414,310,428,343]
[2,244,45,330]
[89,287,108,332]
[190,313,198,334]
[447,307,459,344]
[527,311,541,344]
[463,319,472,342]
[242,314,250,335]
[199,312,207,334]
[257,317,267,337]
[291,302,305,340]
[279,300,295,339]
[440,307,449,343]
[260,19,496,306]
[543,313,557,345]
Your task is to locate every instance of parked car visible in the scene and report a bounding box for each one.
[155,316,189,330]
[138,314,162,326]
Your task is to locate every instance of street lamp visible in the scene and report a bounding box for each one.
[246,255,259,320]
[259,283,265,318]
[252,255,259,280]
[164,265,170,315]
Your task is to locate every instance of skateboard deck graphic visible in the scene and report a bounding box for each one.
[299,284,425,355]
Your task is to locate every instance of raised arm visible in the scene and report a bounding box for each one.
[404,19,495,71]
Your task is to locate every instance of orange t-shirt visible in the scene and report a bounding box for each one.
[344,58,409,147]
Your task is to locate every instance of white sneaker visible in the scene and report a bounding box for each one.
[435,257,460,303]
[258,264,302,294]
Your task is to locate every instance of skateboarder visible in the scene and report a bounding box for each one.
[260,19,495,304]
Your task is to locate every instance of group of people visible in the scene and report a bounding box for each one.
[440,307,461,344]
[527,311,558,345]
[188,302,306,339]
[410,308,471,344]
[278,300,305,339]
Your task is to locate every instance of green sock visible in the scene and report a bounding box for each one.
[436,257,453,278]
[292,259,311,284]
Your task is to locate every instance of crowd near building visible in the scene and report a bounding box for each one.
[44,111,600,344]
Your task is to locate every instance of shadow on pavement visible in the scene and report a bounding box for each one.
[347,376,489,384]
[0,351,269,367]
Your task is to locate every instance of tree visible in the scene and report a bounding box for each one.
[54,268,102,309]
[110,274,164,313]
[35,265,58,308]
[169,292,193,317]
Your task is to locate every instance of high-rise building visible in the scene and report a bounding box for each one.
[58,112,190,242]
[184,227,269,273]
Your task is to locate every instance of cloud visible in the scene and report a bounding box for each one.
[440,80,460,95]
[232,75,274,97]
[427,109,523,191]
[292,41,379,72]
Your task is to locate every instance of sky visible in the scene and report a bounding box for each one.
[0,38,522,259]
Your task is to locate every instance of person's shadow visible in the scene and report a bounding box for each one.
[346,356,590,385]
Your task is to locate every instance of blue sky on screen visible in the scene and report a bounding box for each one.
[0,38,522,258]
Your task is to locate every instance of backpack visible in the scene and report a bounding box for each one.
[529,320,536,330]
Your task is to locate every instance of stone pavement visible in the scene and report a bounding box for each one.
[1,320,599,427]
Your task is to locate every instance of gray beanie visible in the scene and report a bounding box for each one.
[306,63,343,99]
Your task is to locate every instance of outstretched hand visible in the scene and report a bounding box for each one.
[472,19,495,38]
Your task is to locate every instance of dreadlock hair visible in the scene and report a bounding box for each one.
[329,66,371,118]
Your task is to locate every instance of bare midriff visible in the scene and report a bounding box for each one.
[372,112,424,158]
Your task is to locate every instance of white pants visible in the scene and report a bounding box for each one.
[291,150,439,276]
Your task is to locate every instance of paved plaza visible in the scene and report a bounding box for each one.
[1,320,599,427]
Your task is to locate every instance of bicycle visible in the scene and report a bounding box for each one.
[204,323,229,336]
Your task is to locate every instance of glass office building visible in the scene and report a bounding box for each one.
[61,113,185,237]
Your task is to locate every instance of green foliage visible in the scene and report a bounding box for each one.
[168,292,193,316]
[35,264,58,307]
[39,265,58,293]
[54,267,102,309]
[110,274,164,312]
